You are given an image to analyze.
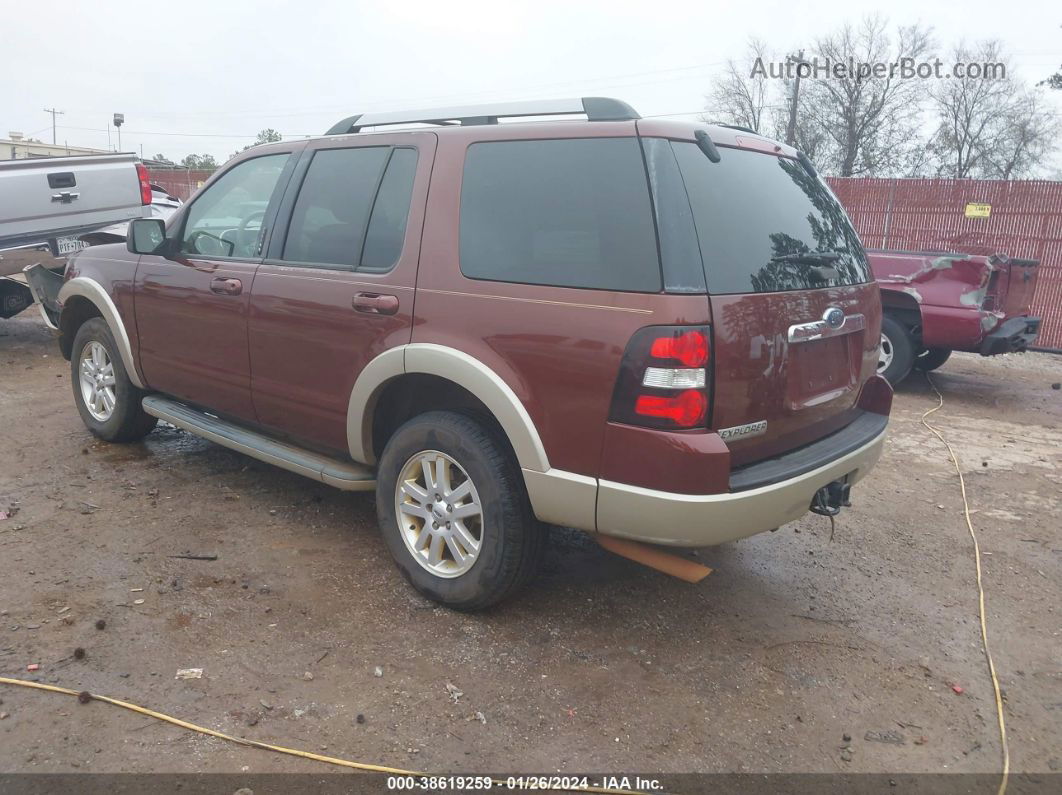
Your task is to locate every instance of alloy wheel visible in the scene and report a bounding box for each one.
[79,341,117,422]
[395,450,484,578]
[877,333,894,374]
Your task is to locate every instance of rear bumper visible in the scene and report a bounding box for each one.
[22,263,63,330]
[595,427,886,547]
[980,316,1040,355]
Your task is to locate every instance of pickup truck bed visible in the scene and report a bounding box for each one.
[0,153,148,252]
[869,248,1041,384]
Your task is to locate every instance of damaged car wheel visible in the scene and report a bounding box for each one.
[914,347,952,373]
[878,316,915,385]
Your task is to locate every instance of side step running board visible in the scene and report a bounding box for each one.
[142,396,376,491]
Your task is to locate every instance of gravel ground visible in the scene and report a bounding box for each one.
[0,310,1059,782]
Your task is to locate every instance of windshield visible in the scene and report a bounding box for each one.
[671,142,870,294]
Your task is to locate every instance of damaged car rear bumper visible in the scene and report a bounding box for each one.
[22,262,64,330]
[980,315,1040,355]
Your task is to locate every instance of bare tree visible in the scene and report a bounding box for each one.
[981,91,1059,178]
[927,41,1012,177]
[704,39,775,133]
[928,41,1059,178]
[799,17,933,176]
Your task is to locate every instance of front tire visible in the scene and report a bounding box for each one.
[878,315,915,386]
[375,411,544,610]
[71,318,157,442]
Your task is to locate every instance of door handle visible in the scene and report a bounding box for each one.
[210,277,243,296]
[352,292,399,315]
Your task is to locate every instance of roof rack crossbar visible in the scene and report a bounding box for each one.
[324,97,639,135]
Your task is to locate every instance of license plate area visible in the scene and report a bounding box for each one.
[786,335,858,410]
[51,236,88,256]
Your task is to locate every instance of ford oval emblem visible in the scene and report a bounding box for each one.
[823,307,845,329]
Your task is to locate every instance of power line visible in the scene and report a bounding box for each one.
[56,106,751,143]
[52,60,732,120]
[58,125,279,139]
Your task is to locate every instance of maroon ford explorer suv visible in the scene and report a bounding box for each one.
[53,98,891,609]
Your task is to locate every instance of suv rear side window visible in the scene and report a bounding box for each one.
[460,138,661,292]
[282,146,417,270]
[672,142,870,294]
[361,148,418,271]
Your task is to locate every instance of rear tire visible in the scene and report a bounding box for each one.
[914,347,952,372]
[70,318,157,442]
[375,411,545,611]
[878,315,915,386]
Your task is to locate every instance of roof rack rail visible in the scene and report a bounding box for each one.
[715,123,758,134]
[325,97,639,135]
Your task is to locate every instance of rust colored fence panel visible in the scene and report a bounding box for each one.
[146,169,214,202]
[826,177,1062,350]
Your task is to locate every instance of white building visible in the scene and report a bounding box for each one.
[1,131,110,160]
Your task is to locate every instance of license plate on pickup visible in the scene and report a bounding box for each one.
[52,236,88,255]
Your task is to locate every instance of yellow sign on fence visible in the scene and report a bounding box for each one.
[965,202,992,218]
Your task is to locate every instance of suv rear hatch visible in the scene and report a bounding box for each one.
[661,135,880,467]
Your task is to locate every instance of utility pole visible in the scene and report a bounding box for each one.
[784,51,806,147]
[42,107,64,144]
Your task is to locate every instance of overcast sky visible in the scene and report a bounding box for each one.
[4,0,1060,165]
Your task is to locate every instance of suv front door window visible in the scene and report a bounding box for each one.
[180,154,290,259]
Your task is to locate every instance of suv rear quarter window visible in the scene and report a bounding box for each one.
[459,138,661,292]
[671,142,870,294]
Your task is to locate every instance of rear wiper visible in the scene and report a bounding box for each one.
[769,251,843,264]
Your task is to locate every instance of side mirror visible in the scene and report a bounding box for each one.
[127,218,168,255]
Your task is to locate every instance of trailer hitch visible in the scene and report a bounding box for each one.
[810,479,852,542]
[810,480,852,517]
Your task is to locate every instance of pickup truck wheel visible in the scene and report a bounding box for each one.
[375,411,545,611]
[914,347,952,372]
[878,316,915,385]
[71,318,157,442]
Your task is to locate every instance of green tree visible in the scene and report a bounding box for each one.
[235,128,283,156]
[180,153,218,171]
[254,128,282,145]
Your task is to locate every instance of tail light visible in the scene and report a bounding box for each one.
[135,163,152,206]
[609,325,711,430]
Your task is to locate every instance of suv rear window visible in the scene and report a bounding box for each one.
[460,138,661,292]
[671,142,870,294]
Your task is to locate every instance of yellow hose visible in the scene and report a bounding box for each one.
[0,676,637,794]
[921,374,1009,795]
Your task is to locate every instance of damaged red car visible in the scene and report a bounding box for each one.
[869,249,1042,384]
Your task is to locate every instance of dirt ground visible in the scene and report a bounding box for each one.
[0,305,1059,782]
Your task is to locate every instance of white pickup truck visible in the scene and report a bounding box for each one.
[1,153,151,320]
